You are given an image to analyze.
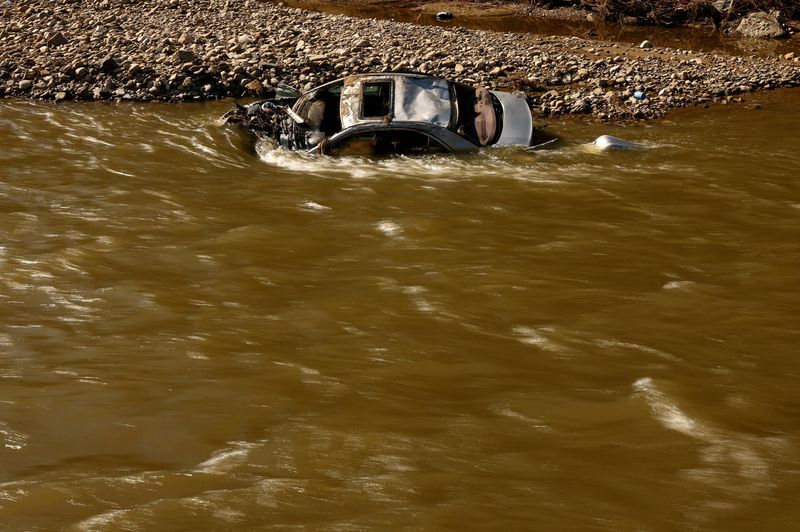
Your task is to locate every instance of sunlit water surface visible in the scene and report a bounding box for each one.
[1,95,799,530]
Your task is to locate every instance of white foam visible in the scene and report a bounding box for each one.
[633,377,778,497]
[195,441,256,474]
[300,201,330,211]
[512,326,560,352]
[376,220,403,239]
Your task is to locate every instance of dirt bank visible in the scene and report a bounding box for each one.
[1,0,799,121]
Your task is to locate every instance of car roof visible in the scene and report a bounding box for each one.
[339,74,453,130]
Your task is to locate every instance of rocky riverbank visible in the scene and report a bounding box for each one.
[1,0,799,120]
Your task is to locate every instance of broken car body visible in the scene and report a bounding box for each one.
[223,73,535,156]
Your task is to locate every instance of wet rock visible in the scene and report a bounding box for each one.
[18,79,32,91]
[735,12,787,39]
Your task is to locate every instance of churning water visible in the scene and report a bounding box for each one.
[1,94,799,530]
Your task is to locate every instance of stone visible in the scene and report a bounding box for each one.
[0,1,12,8]
[244,79,264,96]
[47,32,68,48]
[640,40,653,49]
[54,91,68,101]
[735,12,787,39]
[18,79,32,90]
[100,56,119,73]
[175,49,195,63]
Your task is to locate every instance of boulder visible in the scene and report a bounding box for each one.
[735,12,787,39]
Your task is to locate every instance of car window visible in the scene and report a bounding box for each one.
[361,82,392,118]
[326,132,387,156]
[388,130,449,155]
[325,129,449,156]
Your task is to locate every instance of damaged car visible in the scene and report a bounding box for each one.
[223,73,538,156]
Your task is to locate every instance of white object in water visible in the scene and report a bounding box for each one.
[592,135,643,150]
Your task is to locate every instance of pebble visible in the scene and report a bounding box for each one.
[0,0,797,122]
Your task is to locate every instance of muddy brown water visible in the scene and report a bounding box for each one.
[1,94,800,530]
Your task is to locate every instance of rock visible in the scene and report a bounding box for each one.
[18,80,32,90]
[436,11,453,21]
[640,40,653,49]
[238,34,255,45]
[244,79,265,96]
[100,56,119,73]
[735,12,787,39]
[0,1,12,8]
[175,49,195,63]
[54,91,68,101]
[47,32,68,48]
[75,67,88,77]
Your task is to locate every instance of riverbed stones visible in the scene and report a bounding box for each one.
[100,56,119,74]
[0,0,798,120]
[735,12,787,39]
[47,32,69,48]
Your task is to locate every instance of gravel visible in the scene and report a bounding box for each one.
[1,0,799,120]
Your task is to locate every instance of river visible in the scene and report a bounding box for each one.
[1,94,799,530]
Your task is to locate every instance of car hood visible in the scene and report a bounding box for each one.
[490,91,533,147]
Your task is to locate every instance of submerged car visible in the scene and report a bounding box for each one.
[223,73,536,156]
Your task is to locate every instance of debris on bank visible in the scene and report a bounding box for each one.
[0,0,798,121]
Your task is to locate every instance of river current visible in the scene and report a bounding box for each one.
[1,94,799,530]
